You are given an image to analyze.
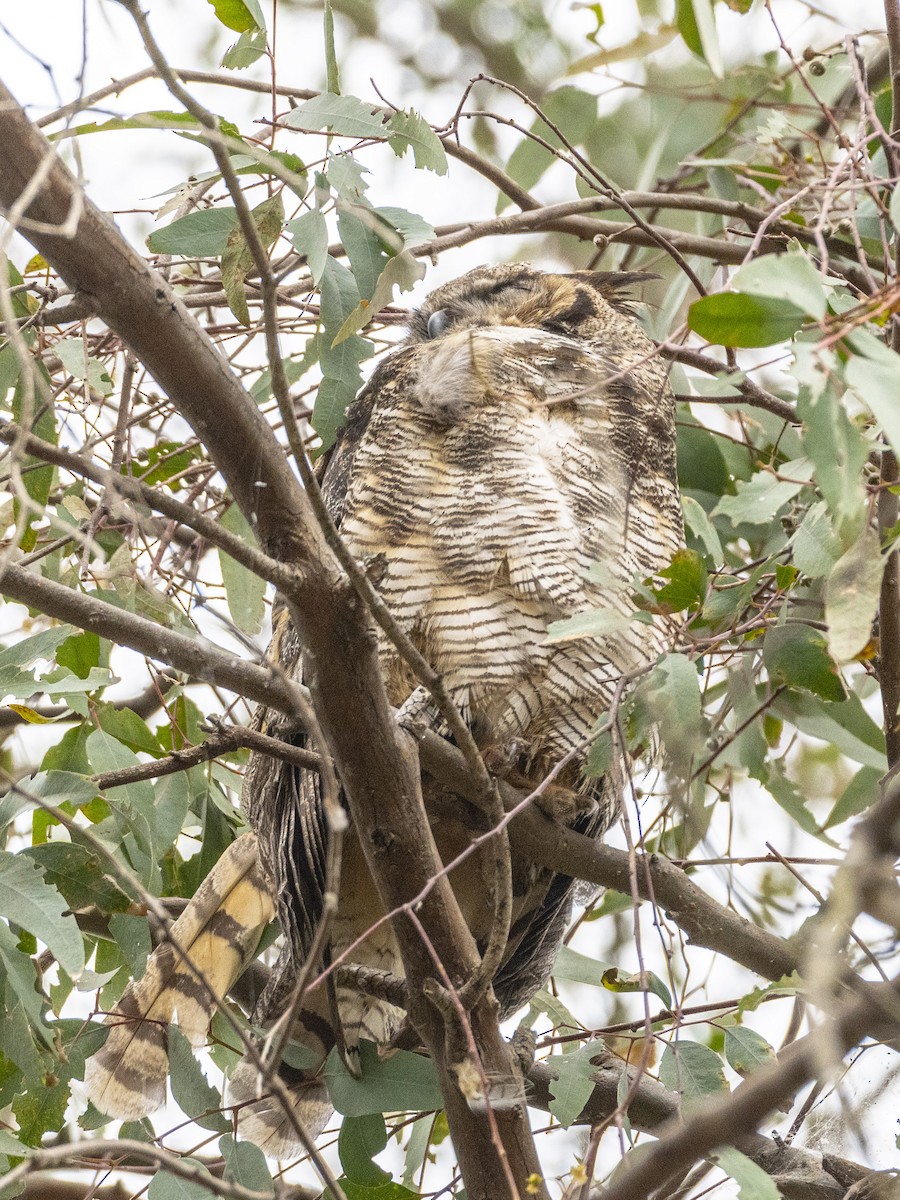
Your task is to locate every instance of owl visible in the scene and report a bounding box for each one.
[85,263,683,1155]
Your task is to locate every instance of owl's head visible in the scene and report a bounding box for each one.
[407,263,648,344]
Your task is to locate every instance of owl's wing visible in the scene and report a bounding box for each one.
[242,610,330,1019]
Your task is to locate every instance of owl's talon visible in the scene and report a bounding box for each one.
[482,737,530,779]
[535,783,595,828]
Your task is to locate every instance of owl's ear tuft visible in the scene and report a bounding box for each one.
[574,270,660,314]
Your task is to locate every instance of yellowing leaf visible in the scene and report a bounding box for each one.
[824,525,885,663]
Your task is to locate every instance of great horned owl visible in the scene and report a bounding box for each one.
[85,263,683,1155]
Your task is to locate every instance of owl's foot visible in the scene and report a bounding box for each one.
[535,782,598,828]
[482,737,530,779]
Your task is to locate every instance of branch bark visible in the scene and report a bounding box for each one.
[597,967,900,1200]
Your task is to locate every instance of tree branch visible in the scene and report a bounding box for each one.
[598,965,900,1200]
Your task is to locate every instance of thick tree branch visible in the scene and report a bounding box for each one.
[526,1060,853,1200]
[598,966,900,1200]
[91,722,321,791]
[0,561,300,710]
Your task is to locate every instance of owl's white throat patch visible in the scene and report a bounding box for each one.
[415,326,552,424]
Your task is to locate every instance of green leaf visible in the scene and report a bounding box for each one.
[17,769,98,813]
[763,624,846,702]
[337,1182,419,1200]
[286,208,330,283]
[658,1040,727,1105]
[773,689,884,769]
[168,1027,229,1132]
[336,206,395,300]
[0,850,84,975]
[42,667,115,698]
[108,912,152,978]
[220,1133,273,1191]
[754,759,826,840]
[723,1026,776,1078]
[315,257,373,449]
[152,772,193,858]
[652,548,708,612]
[96,703,162,757]
[324,0,340,95]
[546,1040,605,1127]
[0,625,80,673]
[824,525,884,662]
[57,630,102,680]
[546,606,635,644]
[713,468,806,526]
[501,87,599,207]
[87,729,154,806]
[147,207,239,256]
[0,931,51,1045]
[731,252,827,319]
[332,250,426,344]
[824,765,881,829]
[682,495,723,561]
[55,337,114,395]
[585,725,614,778]
[688,292,807,347]
[736,973,803,1015]
[386,110,448,174]
[796,369,868,541]
[0,1130,28,1156]
[12,1069,69,1147]
[634,653,705,777]
[683,0,723,77]
[552,945,613,986]
[677,421,729,499]
[402,1114,440,1189]
[22,843,132,914]
[339,1113,391,1185]
[220,194,284,327]
[285,93,387,139]
[12,366,56,552]
[791,502,843,579]
[218,503,265,635]
[51,111,205,140]
[846,343,900,457]
[221,27,267,70]
[324,1040,443,1117]
[147,1167,215,1200]
[326,154,371,199]
[375,206,435,247]
[528,988,580,1032]
[205,0,264,34]
[128,439,205,493]
[712,1146,782,1200]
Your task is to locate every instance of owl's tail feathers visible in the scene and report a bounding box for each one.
[227,1055,332,1159]
[84,833,275,1120]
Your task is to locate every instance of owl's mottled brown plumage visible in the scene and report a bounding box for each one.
[85,263,683,1156]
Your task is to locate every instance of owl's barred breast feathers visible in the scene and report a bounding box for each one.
[84,264,682,1156]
